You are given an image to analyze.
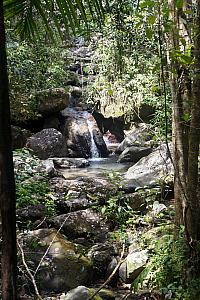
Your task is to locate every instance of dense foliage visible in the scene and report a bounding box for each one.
[7,39,67,122]
[14,149,56,215]
[85,0,172,137]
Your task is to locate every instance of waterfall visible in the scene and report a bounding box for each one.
[86,118,100,158]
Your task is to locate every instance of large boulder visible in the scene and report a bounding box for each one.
[48,209,110,241]
[116,123,152,153]
[118,146,152,163]
[61,108,108,158]
[18,229,93,292]
[49,177,117,203]
[26,128,67,159]
[35,88,70,115]
[125,143,173,186]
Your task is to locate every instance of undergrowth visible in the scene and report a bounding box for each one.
[14,148,56,216]
[133,227,200,300]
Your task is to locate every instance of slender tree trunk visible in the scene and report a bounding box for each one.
[0,1,17,299]
[168,0,189,227]
[187,0,200,243]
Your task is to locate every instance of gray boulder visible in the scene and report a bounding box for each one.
[26,128,67,159]
[49,177,116,203]
[116,123,152,153]
[18,229,92,292]
[125,143,173,186]
[118,146,152,163]
[16,204,45,222]
[60,286,102,300]
[48,209,110,241]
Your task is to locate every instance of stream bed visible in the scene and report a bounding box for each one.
[61,155,132,180]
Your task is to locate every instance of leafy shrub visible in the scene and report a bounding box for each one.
[133,228,200,299]
[7,41,67,122]
[14,149,56,215]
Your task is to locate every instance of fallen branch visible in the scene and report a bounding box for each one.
[88,244,125,300]
[17,239,42,300]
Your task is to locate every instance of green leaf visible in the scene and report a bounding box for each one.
[147,15,156,25]
[145,28,153,40]
[175,0,183,9]
[181,113,191,122]
[107,89,113,96]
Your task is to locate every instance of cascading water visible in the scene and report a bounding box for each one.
[86,118,100,158]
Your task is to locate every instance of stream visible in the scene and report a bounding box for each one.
[61,155,132,180]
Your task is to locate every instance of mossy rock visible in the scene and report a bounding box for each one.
[34,87,70,115]
[18,229,93,292]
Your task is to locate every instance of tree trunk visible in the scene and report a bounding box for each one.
[168,0,200,274]
[168,0,189,227]
[0,1,17,299]
[187,0,200,244]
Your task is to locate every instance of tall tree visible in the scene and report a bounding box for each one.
[168,0,200,272]
[0,0,17,299]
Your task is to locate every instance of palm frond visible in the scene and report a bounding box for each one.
[3,0,109,40]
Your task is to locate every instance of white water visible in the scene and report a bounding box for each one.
[86,118,100,158]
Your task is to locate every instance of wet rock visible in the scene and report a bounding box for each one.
[16,204,46,222]
[11,125,31,149]
[60,286,103,300]
[51,157,90,168]
[48,209,110,241]
[118,146,152,163]
[93,111,125,142]
[36,88,70,115]
[26,128,67,159]
[93,129,109,157]
[61,108,108,158]
[18,229,93,292]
